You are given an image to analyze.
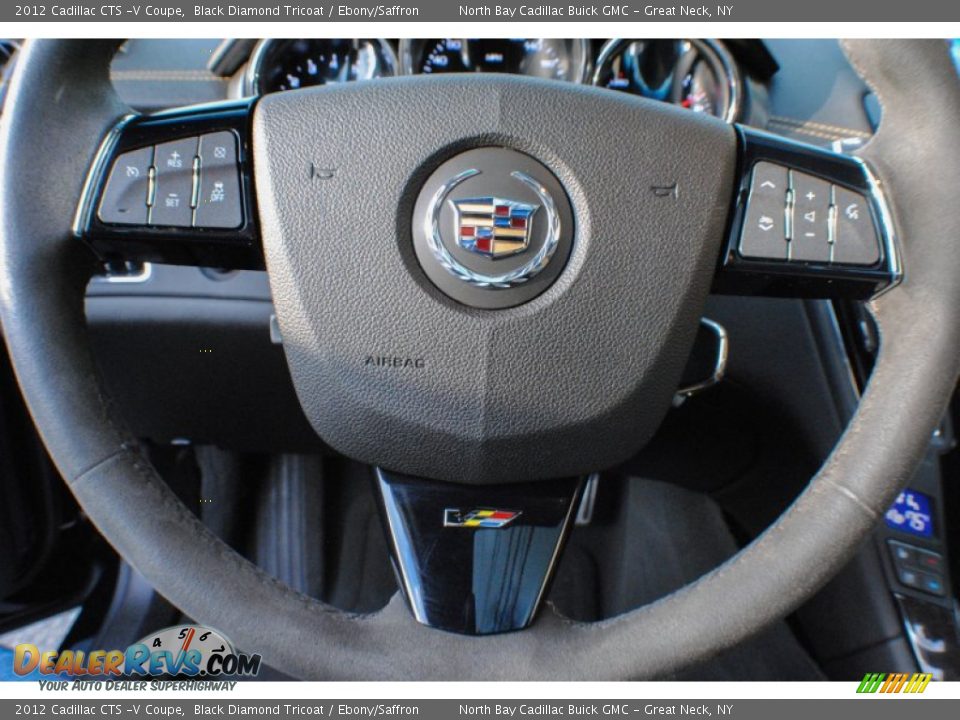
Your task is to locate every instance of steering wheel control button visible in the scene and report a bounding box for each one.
[738,161,788,260]
[151,136,199,227]
[789,171,832,263]
[897,567,947,597]
[720,128,900,299]
[97,146,153,225]
[887,540,947,597]
[887,539,917,566]
[833,185,881,265]
[195,132,243,229]
[412,147,575,309]
[916,547,945,573]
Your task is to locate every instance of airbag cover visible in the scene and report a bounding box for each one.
[253,75,736,483]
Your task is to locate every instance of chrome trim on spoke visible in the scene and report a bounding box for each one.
[575,473,600,527]
[675,318,729,401]
[90,262,153,284]
[855,156,903,299]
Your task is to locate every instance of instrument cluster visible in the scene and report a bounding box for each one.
[247,39,740,121]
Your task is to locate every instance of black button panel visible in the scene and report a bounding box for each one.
[888,540,947,597]
[738,162,882,267]
[80,99,260,270]
[717,127,901,301]
[97,131,244,230]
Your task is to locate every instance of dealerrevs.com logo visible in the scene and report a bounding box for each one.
[857,672,933,694]
[13,625,261,679]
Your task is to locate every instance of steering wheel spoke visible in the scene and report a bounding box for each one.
[714,126,901,299]
[74,99,261,270]
[375,469,583,636]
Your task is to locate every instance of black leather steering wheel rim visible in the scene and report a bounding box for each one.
[2,39,960,679]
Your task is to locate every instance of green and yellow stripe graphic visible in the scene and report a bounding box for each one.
[857,672,932,694]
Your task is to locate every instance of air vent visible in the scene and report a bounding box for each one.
[0,40,20,109]
[0,39,19,68]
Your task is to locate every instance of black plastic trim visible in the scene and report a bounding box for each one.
[76,99,262,270]
[374,469,583,636]
[713,126,900,299]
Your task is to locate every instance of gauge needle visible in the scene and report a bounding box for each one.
[180,627,196,654]
[174,627,196,671]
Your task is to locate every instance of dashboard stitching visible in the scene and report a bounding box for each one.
[110,70,228,82]
[768,114,870,139]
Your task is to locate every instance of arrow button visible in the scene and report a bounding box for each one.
[739,162,789,260]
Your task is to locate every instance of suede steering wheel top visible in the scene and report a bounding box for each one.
[2,39,960,679]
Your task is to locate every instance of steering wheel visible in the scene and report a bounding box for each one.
[2,39,959,679]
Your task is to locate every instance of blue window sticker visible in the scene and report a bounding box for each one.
[885,489,934,539]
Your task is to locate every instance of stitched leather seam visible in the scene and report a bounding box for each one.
[767,121,856,142]
[69,447,129,487]
[768,114,871,138]
[110,70,227,82]
[820,476,880,519]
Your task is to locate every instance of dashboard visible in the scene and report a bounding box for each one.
[245,38,741,122]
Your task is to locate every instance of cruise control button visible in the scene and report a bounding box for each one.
[834,186,881,265]
[151,137,198,227]
[195,132,242,229]
[739,162,788,261]
[790,171,831,263]
[98,146,152,225]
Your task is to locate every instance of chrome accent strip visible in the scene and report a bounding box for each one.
[591,38,741,124]
[575,472,600,527]
[529,477,584,617]
[374,467,428,625]
[675,317,729,400]
[90,262,153,284]
[425,169,561,289]
[827,189,838,263]
[856,156,904,299]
